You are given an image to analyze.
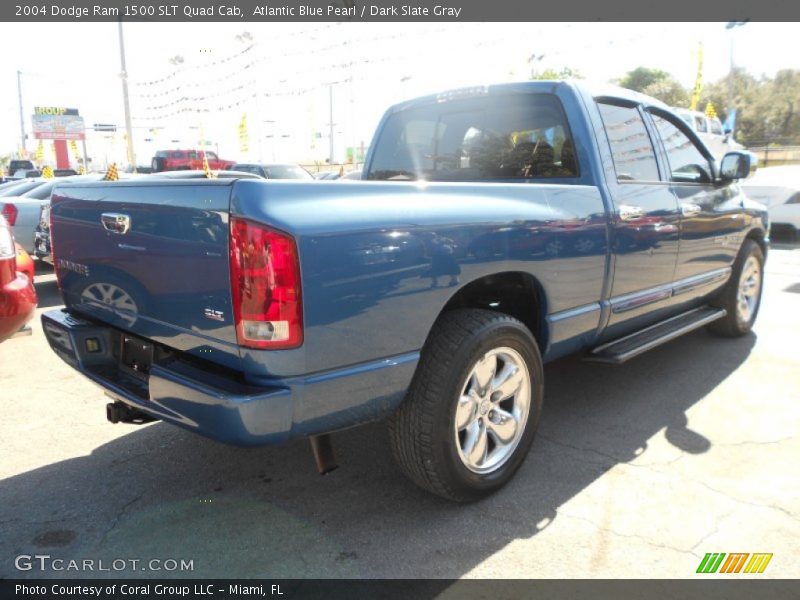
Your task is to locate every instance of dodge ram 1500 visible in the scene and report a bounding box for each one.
[42,81,767,501]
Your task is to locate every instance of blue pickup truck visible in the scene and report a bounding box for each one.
[42,81,767,501]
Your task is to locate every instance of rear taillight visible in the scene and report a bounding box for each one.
[229,217,303,349]
[0,217,17,285]
[1,203,18,227]
[0,217,15,259]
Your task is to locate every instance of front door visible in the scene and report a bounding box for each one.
[647,110,745,289]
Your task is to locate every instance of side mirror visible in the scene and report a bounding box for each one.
[719,152,751,181]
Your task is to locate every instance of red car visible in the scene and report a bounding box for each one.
[151,149,235,173]
[0,215,37,342]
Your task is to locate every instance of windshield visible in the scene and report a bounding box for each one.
[366,92,578,181]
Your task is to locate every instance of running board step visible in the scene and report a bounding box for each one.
[586,307,727,365]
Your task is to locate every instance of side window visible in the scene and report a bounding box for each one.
[597,102,660,182]
[206,152,218,160]
[650,113,712,184]
[709,119,723,135]
[694,116,708,133]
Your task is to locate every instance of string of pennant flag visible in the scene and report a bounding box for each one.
[135,77,353,120]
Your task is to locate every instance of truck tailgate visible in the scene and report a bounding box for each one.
[50,180,242,371]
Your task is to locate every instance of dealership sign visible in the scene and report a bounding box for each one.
[32,106,85,140]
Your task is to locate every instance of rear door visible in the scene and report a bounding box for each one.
[646,109,744,288]
[594,100,680,330]
[50,180,242,370]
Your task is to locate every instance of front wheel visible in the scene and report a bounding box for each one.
[389,309,543,502]
[708,239,765,337]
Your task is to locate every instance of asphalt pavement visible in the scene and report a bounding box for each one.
[1,243,798,579]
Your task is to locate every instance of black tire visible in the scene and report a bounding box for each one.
[151,157,165,173]
[389,309,544,502]
[708,239,764,337]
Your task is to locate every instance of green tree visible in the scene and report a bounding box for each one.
[617,67,671,92]
[530,67,582,80]
[641,79,690,107]
[699,68,800,146]
[617,66,689,108]
[615,66,800,146]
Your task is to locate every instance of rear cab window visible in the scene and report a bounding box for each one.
[365,92,579,181]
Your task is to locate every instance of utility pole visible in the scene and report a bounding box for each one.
[17,70,26,155]
[328,84,335,165]
[725,21,748,113]
[118,20,136,170]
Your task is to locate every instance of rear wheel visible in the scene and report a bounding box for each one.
[708,240,764,337]
[389,309,543,502]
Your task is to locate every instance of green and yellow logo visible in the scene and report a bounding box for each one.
[697,553,773,574]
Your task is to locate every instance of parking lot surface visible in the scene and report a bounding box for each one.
[1,245,798,579]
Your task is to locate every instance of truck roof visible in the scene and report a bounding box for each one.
[388,80,669,114]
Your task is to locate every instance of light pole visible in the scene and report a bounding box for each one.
[328,84,335,164]
[725,21,748,109]
[235,31,263,162]
[16,70,26,155]
[118,21,136,170]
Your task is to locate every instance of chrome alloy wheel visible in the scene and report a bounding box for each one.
[736,255,761,324]
[454,347,531,474]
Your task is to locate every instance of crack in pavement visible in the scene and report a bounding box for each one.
[694,480,800,524]
[558,511,701,557]
[689,510,735,553]
[99,493,144,545]
[714,436,795,447]
[539,435,800,528]
[539,434,686,471]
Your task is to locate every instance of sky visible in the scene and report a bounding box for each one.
[0,21,797,168]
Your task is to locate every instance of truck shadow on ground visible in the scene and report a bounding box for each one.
[1,329,756,579]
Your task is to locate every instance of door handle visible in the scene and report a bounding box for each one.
[618,204,644,221]
[101,213,131,235]
[681,203,702,217]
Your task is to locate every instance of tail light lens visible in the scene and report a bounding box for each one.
[0,216,15,259]
[229,217,303,349]
[0,216,17,284]
[1,203,18,227]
